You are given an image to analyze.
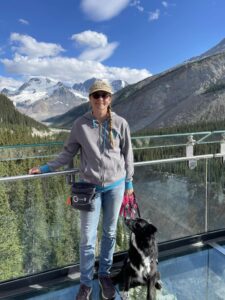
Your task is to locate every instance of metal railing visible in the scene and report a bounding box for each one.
[1,152,224,234]
[0,168,79,182]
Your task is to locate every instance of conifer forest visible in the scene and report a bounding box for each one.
[1,93,225,284]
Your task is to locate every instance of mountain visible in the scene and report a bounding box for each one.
[46,38,225,133]
[0,93,48,131]
[72,77,128,96]
[2,77,127,122]
[1,77,87,122]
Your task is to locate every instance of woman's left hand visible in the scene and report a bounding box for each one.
[124,188,134,195]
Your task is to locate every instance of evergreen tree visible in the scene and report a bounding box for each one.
[0,184,23,280]
[22,179,50,274]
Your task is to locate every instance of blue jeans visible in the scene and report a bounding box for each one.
[79,182,125,287]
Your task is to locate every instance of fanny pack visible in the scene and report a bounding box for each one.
[67,182,96,212]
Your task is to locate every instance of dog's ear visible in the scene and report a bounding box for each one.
[149,223,157,234]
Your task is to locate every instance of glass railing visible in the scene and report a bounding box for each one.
[134,153,225,240]
[131,130,225,150]
[1,132,225,285]
[0,142,64,162]
[1,129,225,161]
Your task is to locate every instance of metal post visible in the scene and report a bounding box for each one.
[220,133,225,163]
[205,159,208,233]
[186,135,197,169]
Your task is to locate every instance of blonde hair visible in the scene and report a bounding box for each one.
[107,105,114,148]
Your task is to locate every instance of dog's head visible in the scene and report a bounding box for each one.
[125,218,157,237]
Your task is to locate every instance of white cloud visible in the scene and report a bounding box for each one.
[0,76,23,91]
[1,32,151,86]
[130,0,144,12]
[71,30,118,62]
[18,18,29,25]
[72,30,108,48]
[162,1,168,8]
[148,9,160,21]
[1,54,151,85]
[80,0,130,21]
[10,33,65,58]
[78,42,119,62]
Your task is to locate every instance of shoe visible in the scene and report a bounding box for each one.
[99,275,116,299]
[76,284,92,300]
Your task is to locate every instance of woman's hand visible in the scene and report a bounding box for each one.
[29,167,41,175]
[124,188,134,195]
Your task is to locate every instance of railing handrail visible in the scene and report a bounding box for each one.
[131,131,212,139]
[134,153,223,166]
[0,141,64,149]
[0,168,79,182]
[0,153,224,182]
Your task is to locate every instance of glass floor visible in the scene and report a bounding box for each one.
[1,240,225,300]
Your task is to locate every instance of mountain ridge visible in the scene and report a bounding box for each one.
[46,40,225,132]
[1,77,127,122]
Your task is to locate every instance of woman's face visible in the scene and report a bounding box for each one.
[89,91,112,116]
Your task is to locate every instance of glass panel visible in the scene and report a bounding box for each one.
[132,132,211,149]
[208,158,225,231]
[159,247,225,300]
[0,175,80,282]
[207,247,225,299]
[198,130,225,144]
[133,160,207,242]
[117,246,225,300]
[0,143,63,162]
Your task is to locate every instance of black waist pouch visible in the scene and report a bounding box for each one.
[70,182,96,212]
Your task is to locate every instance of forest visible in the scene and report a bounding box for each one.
[1,93,225,283]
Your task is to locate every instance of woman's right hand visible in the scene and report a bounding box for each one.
[29,167,41,175]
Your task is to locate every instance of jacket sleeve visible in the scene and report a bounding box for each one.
[47,122,81,171]
[121,121,134,187]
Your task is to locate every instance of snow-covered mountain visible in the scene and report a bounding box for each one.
[1,77,128,122]
[72,77,128,96]
[1,77,87,122]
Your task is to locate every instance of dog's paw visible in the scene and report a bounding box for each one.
[122,291,129,300]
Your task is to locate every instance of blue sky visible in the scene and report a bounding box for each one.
[0,0,225,90]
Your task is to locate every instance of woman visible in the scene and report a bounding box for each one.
[29,80,134,300]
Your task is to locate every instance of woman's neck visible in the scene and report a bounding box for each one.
[92,111,109,123]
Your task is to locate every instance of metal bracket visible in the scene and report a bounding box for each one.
[220,133,225,163]
[186,135,197,169]
[66,160,76,185]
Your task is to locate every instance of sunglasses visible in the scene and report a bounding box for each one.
[91,92,110,99]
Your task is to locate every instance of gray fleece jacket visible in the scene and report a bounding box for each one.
[47,111,134,187]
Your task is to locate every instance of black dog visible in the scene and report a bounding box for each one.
[114,218,161,300]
